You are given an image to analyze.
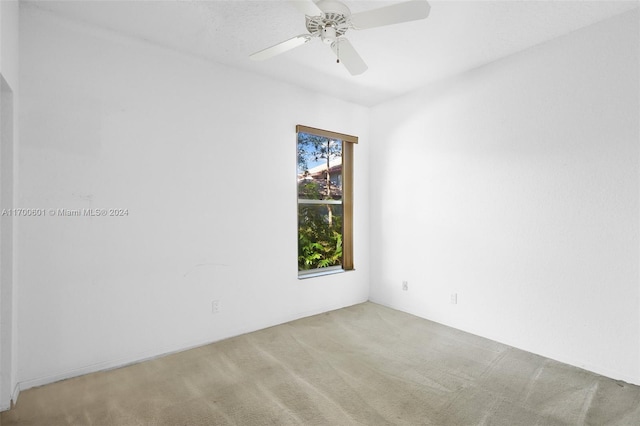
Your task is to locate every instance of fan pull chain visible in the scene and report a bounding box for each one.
[336,40,340,64]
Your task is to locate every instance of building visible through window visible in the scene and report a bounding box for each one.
[297,125,356,276]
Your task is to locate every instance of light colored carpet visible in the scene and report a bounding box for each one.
[3,302,640,425]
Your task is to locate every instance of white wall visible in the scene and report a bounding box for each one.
[0,0,19,88]
[0,0,19,411]
[17,8,370,389]
[370,10,640,384]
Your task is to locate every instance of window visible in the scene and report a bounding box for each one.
[297,125,356,277]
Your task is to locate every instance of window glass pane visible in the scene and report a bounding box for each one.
[297,132,342,201]
[298,203,343,271]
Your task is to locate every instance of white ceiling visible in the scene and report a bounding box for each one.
[23,0,639,106]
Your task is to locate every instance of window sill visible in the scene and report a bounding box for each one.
[298,267,345,280]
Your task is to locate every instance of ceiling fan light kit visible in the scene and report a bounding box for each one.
[249,0,431,75]
[321,26,337,44]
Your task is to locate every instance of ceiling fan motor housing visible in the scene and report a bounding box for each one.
[307,0,351,44]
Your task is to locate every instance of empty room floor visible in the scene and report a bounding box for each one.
[2,302,640,425]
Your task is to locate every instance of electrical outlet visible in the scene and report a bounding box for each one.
[211,300,220,314]
[450,293,457,304]
[402,281,408,291]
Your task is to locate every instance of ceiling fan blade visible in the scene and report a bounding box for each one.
[292,0,323,17]
[350,0,431,30]
[250,34,312,61]
[331,38,368,75]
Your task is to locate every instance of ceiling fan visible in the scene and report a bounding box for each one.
[249,0,431,75]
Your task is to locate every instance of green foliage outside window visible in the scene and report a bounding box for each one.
[298,205,343,270]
